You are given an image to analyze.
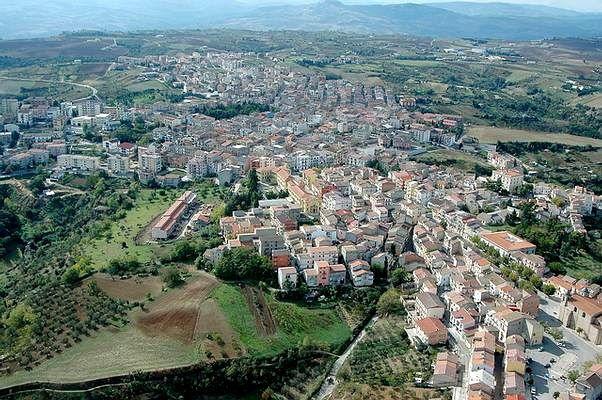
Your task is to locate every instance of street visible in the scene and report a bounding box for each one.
[526,294,602,400]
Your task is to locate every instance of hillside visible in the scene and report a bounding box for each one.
[224,0,602,40]
[2,0,602,40]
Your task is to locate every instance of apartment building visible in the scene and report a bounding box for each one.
[57,154,100,173]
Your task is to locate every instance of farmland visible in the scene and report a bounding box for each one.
[332,383,447,400]
[468,125,602,147]
[338,316,437,390]
[1,273,352,388]
[0,77,92,101]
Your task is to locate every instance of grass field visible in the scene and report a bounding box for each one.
[573,93,602,109]
[80,183,224,270]
[469,125,602,147]
[79,189,180,269]
[0,77,91,100]
[0,323,200,388]
[211,284,351,356]
[126,80,169,92]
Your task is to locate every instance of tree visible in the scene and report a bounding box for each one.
[390,268,410,287]
[529,275,543,290]
[62,267,81,285]
[106,257,142,275]
[553,392,560,399]
[567,370,580,383]
[213,247,274,282]
[376,289,404,316]
[542,284,556,297]
[161,266,185,288]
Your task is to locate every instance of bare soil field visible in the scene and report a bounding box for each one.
[333,383,443,400]
[92,273,163,301]
[469,125,602,147]
[241,285,277,336]
[194,298,244,359]
[136,272,220,344]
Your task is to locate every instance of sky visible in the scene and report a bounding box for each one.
[238,0,602,12]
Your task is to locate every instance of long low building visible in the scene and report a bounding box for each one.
[151,191,197,240]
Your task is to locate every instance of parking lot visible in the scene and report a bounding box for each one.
[526,295,602,400]
[526,336,575,400]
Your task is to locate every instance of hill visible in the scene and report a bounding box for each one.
[2,0,602,40]
[426,2,585,17]
[224,0,602,40]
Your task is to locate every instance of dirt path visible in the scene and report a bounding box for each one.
[241,286,277,336]
[313,315,379,400]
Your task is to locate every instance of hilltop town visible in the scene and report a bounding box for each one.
[0,33,601,400]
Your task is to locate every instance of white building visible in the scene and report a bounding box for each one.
[491,169,524,193]
[57,154,100,173]
[107,155,130,176]
[277,267,298,289]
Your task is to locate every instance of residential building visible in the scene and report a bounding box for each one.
[415,292,445,320]
[415,317,448,345]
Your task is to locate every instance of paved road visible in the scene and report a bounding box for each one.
[313,316,378,400]
[0,76,98,101]
[527,294,602,400]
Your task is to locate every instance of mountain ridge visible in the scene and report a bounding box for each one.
[2,1,602,40]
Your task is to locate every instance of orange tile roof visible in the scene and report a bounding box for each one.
[481,231,535,253]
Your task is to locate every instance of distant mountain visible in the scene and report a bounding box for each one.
[1,0,602,40]
[0,0,247,39]
[425,2,585,17]
[223,0,602,40]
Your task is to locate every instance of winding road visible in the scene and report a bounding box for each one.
[313,315,379,400]
[0,75,98,102]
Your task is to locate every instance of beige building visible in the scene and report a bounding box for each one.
[484,308,543,345]
[491,168,524,193]
[558,295,602,345]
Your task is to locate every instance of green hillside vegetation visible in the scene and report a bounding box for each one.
[212,284,351,356]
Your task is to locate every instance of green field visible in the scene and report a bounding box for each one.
[0,77,91,100]
[80,182,224,270]
[211,284,351,356]
[79,189,180,269]
[126,79,169,92]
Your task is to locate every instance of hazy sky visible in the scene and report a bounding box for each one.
[239,0,602,12]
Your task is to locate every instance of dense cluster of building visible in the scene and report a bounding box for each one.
[1,50,601,400]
